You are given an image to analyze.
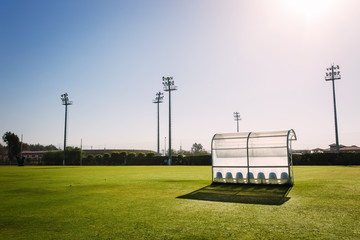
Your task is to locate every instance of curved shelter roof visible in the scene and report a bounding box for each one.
[211,129,296,185]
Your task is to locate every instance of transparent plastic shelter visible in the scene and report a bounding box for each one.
[211,129,297,185]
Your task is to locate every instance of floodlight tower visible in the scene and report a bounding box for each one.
[162,76,177,165]
[325,64,341,152]
[61,93,73,166]
[153,92,164,155]
[234,112,241,132]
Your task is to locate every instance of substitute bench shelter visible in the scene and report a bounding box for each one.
[211,129,297,185]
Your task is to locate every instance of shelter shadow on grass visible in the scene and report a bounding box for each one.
[177,183,292,205]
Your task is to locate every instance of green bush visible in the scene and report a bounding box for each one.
[84,154,96,165]
[146,152,156,158]
[119,151,128,165]
[138,152,146,158]
[42,151,63,165]
[42,147,82,165]
[127,152,136,165]
[293,152,360,165]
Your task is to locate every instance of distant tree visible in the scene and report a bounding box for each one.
[2,132,20,162]
[103,153,110,158]
[0,143,6,153]
[180,150,192,156]
[45,144,58,151]
[191,143,203,155]
[170,149,177,156]
[22,143,58,151]
[0,143,7,161]
[190,143,208,155]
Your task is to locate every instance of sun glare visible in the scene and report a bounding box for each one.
[282,0,336,21]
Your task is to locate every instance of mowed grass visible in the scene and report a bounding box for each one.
[0,166,359,240]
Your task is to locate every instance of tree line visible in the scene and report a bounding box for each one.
[1,131,211,166]
[22,143,57,151]
[1,131,58,164]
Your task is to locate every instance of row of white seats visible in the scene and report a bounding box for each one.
[214,172,289,184]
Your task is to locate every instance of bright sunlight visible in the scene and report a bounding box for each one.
[281,0,337,21]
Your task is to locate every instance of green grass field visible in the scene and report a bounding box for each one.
[1,166,359,239]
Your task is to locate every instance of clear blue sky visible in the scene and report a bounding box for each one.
[1,0,359,152]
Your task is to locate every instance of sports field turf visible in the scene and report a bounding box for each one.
[0,166,359,239]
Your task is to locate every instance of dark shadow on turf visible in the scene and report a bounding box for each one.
[177,183,292,205]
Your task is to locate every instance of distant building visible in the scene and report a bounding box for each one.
[0,150,47,164]
[293,144,360,154]
[311,148,324,153]
[22,151,47,165]
[22,151,46,159]
[324,144,360,153]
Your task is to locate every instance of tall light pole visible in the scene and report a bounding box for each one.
[325,64,341,152]
[153,92,164,155]
[234,112,241,132]
[80,138,82,166]
[162,76,177,165]
[20,134,23,158]
[61,93,73,166]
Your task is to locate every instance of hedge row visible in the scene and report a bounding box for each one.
[292,152,360,165]
[36,150,360,166]
[41,148,212,166]
[82,155,212,166]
